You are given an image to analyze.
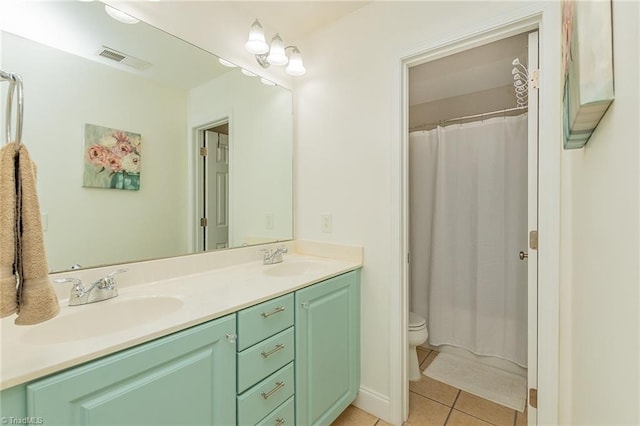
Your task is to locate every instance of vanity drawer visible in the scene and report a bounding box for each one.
[237,294,294,351]
[256,395,295,426]
[238,327,294,393]
[237,362,294,426]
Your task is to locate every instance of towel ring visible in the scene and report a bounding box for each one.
[1,70,24,150]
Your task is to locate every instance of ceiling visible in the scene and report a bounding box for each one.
[1,1,231,90]
[235,1,370,41]
[1,1,369,89]
[409,33,530,106]
[4,1,526,100]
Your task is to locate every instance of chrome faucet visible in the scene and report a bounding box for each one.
[54,269,127,306]
[261,246,288,265]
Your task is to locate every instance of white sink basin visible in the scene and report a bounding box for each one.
[263,260,330,277]
[22,296,184,345]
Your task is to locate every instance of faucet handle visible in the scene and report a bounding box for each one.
[106,268,128,278]
[259,248,274,257]
[101,268,128,288]
[53,277,85,297]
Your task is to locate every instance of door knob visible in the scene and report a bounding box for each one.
[519,251,528,260]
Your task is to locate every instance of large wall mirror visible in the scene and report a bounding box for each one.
[0,1,293,273]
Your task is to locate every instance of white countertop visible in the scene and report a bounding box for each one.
[0,241,362,390]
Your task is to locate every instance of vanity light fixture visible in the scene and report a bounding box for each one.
[241,69,257,77]
[245,19,306,76]
[260,78,276,86]
[104,5,139,24]
[218,58,237,68]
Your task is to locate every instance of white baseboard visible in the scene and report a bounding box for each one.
[353,385,395,425]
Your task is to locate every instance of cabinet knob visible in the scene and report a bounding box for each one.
[301,302,309,309]
[225,333,237,343]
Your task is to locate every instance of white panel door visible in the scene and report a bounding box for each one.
[205,130,229,250]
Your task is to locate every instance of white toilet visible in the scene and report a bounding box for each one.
[408,312,429,381]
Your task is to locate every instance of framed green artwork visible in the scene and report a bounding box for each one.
[83,123,141,190]
[562,0,615,149]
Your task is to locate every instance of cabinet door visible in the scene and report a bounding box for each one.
[295,271,361,426]
[26,314,237,426]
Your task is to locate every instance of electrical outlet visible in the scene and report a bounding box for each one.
[320,214,332,233]
[265,213,274,230]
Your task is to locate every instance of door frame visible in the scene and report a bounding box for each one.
[191,116,232,252]
[391,6,562,425]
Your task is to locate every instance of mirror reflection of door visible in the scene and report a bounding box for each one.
[202,123,229,250]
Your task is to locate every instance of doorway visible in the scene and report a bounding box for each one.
[399,27,542,425]
[197,121,230,251]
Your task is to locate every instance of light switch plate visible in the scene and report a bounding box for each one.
[320,214,332,233]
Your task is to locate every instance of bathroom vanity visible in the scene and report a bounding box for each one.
[0,242,362,426]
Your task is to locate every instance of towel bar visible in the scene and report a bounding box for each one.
[0,69,24,150]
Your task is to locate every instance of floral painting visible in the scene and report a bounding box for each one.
[82,124,141,190]
[561,0,614,149]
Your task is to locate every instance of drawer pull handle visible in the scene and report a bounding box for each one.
[261,381,285,400]
[261,343,285,358]
[261,306,285,318]
[275,417,285,426]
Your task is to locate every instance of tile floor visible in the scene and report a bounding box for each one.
[332,348,527,426]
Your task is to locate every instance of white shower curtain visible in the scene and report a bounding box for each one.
[410,114,528,367]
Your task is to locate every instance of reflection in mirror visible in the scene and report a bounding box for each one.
[0,1,293,273]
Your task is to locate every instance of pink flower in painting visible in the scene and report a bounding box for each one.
[112,131,131,144]
[113,141,134,157]
[105,153,122,172]
[87,144,109,167]
[562,0,574,79]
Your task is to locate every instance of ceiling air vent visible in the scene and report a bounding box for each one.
[97,46,152,71]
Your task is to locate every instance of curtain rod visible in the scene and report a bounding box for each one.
[410,106,528,132]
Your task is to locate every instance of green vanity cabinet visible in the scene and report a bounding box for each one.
[0,268,362,426]
[295,270,361,426]
[3,314,237,426]
[236,294,295,426]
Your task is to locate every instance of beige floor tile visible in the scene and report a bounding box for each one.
[405,391,451,426]
[417,347,431,365]
[515,407,527,426]
[331,405,378,426]
[454,392,516,426]
[446,409,493,426]
[409,375,459,407]
[420,350,439,369]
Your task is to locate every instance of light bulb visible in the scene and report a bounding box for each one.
[245,19,269,54]
[105,5,139,24]
[218,58,237,68]
[285,47,306,76]
[267,34,288,66]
